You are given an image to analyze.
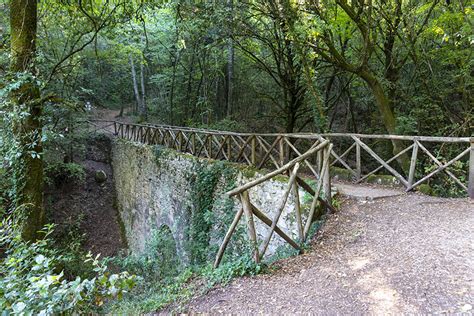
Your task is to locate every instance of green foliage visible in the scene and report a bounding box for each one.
[202,118,247,132]
[203,253,264,286]
[395,115,419,135]
[108,253,264,314]
[110,226,180,283]
[423,159,467,198]
[107,268,194,314]
[45,161,85,186]
[188,161,237,265]
[0,220,137,314]
[265,244,299,266]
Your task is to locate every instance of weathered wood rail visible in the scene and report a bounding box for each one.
[322,133,473,198]
[89,120,336,266]
[215,140,333,267]
[89,120,473,199]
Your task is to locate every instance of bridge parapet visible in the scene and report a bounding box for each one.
[89,120,472,199]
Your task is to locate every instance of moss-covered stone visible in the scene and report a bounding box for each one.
[94,170,107,183]
[111,139,305,263]
[417,183,432,195]
[332,166,403,187]
[331,166,354,181]
[366,174,401,186]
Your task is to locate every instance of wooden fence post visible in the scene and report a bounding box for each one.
[192,133,196,154]
[408,140,419,189]
[279,137,285,167]
[292,172,304,242]
[177,131,183,152]
[469,138,474,199]
[227,136,232,161]
[323,144,332,205]
[208,135,213,159]
[356,142,361,181]
[240,191,260,264]
[251,135,257,166]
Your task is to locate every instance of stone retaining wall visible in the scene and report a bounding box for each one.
[112,139,310,264]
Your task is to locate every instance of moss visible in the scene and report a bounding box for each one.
[417,184,432,195]
[236,165,258,178]
[115,201,129,250]
[331,166,403,187]
[366,174,401,186]
[331,166,354,181]
[273,174,289,183]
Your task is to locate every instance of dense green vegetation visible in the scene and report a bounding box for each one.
[0,0,472,313]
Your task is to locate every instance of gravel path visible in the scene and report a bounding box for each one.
[188,193,474,314]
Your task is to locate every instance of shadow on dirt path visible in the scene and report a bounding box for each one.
[188,193,473,314]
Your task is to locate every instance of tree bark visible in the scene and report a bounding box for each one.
[226,0,234,118]
[129,54,141,115]
[139,61,147,120]
[362,71,410,172]
[10,0,44,241]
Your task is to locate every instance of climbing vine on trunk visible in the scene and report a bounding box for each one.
[8,0,44,241]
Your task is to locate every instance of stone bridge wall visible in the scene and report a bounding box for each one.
[111,139,309,265]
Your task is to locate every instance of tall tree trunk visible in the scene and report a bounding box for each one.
[139,61,147,120]
[226,0,234,118]
[185,46,196,121]
[226,39,234,118]
[10,0,44,241]
[169,59,177,125]
[129,54,141,115]
[362,71,410,173]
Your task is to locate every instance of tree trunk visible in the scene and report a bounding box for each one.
[10,0,44,241]
[226,39,234,118]
[139,61,147,120]
[226,0,234,118]
[129,54,141,115]
[362,71,410,173]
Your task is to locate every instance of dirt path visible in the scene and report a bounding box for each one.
[188,193,474,314]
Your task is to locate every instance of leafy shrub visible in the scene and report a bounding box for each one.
[110,226,181,283]
[423,159,467,197]
[107,253,264,314]
[203,253,264,286]
[0,219,137,314]
[45,161,85,186]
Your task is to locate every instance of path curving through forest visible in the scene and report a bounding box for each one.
[187,191,473,314]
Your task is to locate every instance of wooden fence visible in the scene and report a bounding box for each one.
[88,120,472,266]
[215,140,333,267]
[88,120,335,266]
[87,120,473,199]
[322,133,473,198]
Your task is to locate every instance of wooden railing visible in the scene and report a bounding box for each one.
[323,134,473,198]
[88,120,472,266]
[214,140,333,267]
[107,121,328,179]
[88,120,335,266]
[88,120,473,199]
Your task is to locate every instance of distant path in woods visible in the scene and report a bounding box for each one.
[187,192,474,314]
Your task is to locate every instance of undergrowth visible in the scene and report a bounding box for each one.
[103,158,282,313]
[105,232,264,314]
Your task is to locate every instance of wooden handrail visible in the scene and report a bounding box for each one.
[87,120,473,198]
[87,120,471,143]
[225,140,330,197]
